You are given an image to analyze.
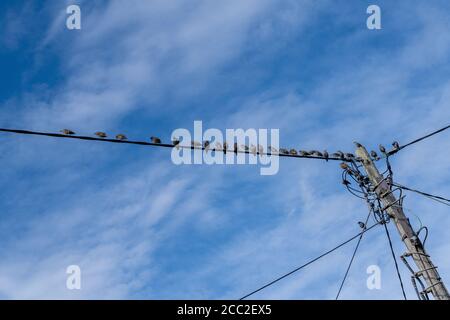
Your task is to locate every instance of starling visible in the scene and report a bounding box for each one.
[241,145,249,152]
[258,145,264,155]
[379,144,386,154]
[333,151,345,160]
[116,134,127,140]
[340,162,349,170]
[61,129,75,135]
[358,221,366,229]
[172,138,180,149]
[392,141,400,150]
[313,151,323,157]
[370,150,379,159]
[204,140,210,153]
[94,131,107,138]
[345,153,355,159]
[289,149,298,155]
[299,150,309,156]
[323,150,329,162]
[280,148,289,155]
[151,136,162,144]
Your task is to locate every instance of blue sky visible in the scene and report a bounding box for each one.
[0,0,449,299]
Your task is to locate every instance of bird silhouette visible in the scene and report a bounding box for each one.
[151,136,162,144]
[250,145,257,155]
[323,150,329,161]
[234,143,239,154]
[345,153,355,161]
[172,138,180,149]
[258,145,264,155]
[299,150,309,156]
[241,145,249,152]
[379,144,386,154]
[392,141,400,150]
[358,221,366,229]
[116,134,127,140]
[95,131,107,138]
[354,141,363,148]
[340,162,349,170]
[61,129,75,135]
[370,150,379,160]
[269,146,278,154]
[204,140,211,153]
[280,148,289,155]
[289,149,298,155]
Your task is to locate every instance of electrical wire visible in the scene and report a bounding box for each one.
[395,124,450,153]
[239,221,382,300]
[384,221,408,300]
[335,207,373,299]
[0,128,347,161]
[392,183,450,207]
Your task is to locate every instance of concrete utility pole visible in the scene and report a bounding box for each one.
[355,145,450,300]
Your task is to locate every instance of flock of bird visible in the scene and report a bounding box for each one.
[59,129,401,161]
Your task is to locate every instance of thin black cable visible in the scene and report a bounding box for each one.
[335,209,373,299]
[384,222,408,300]
[239,221,382,300]
[392,183,450,205]
[0,128,346,161]
[396,124,450,152]
[336,173,375,300]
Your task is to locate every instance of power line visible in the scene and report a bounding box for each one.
[392,182,450,207]
[335,179,374,300]
[395,124,450,153]
[0,128,346,161]
[383,221,407,300]
[239,221,382,300]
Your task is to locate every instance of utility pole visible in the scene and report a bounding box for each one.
[355,145,450,300]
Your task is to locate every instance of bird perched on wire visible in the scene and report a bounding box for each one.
[234,143,239,154]
[191,141,202,148]
[280,148,289,155]
[151,136,162,144]
[95,131,107,138]
[345,153,355,161]
[370,150,380,160]
[323,150,329,162]
[299,150,309,156]
[172,137,180,149]
[269,146,278,155]
[332,151,345,160]
[258,145,264,155]
[223,142,228,154]
[379,144,386,154]
[392,141,400,151]
[115,134,127,140]
[250,145,257,155]
[60,129,75,135]
[358,221,366,229]
[204,140,211,153]
[340,162,349,170]
[241,144,249,152]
